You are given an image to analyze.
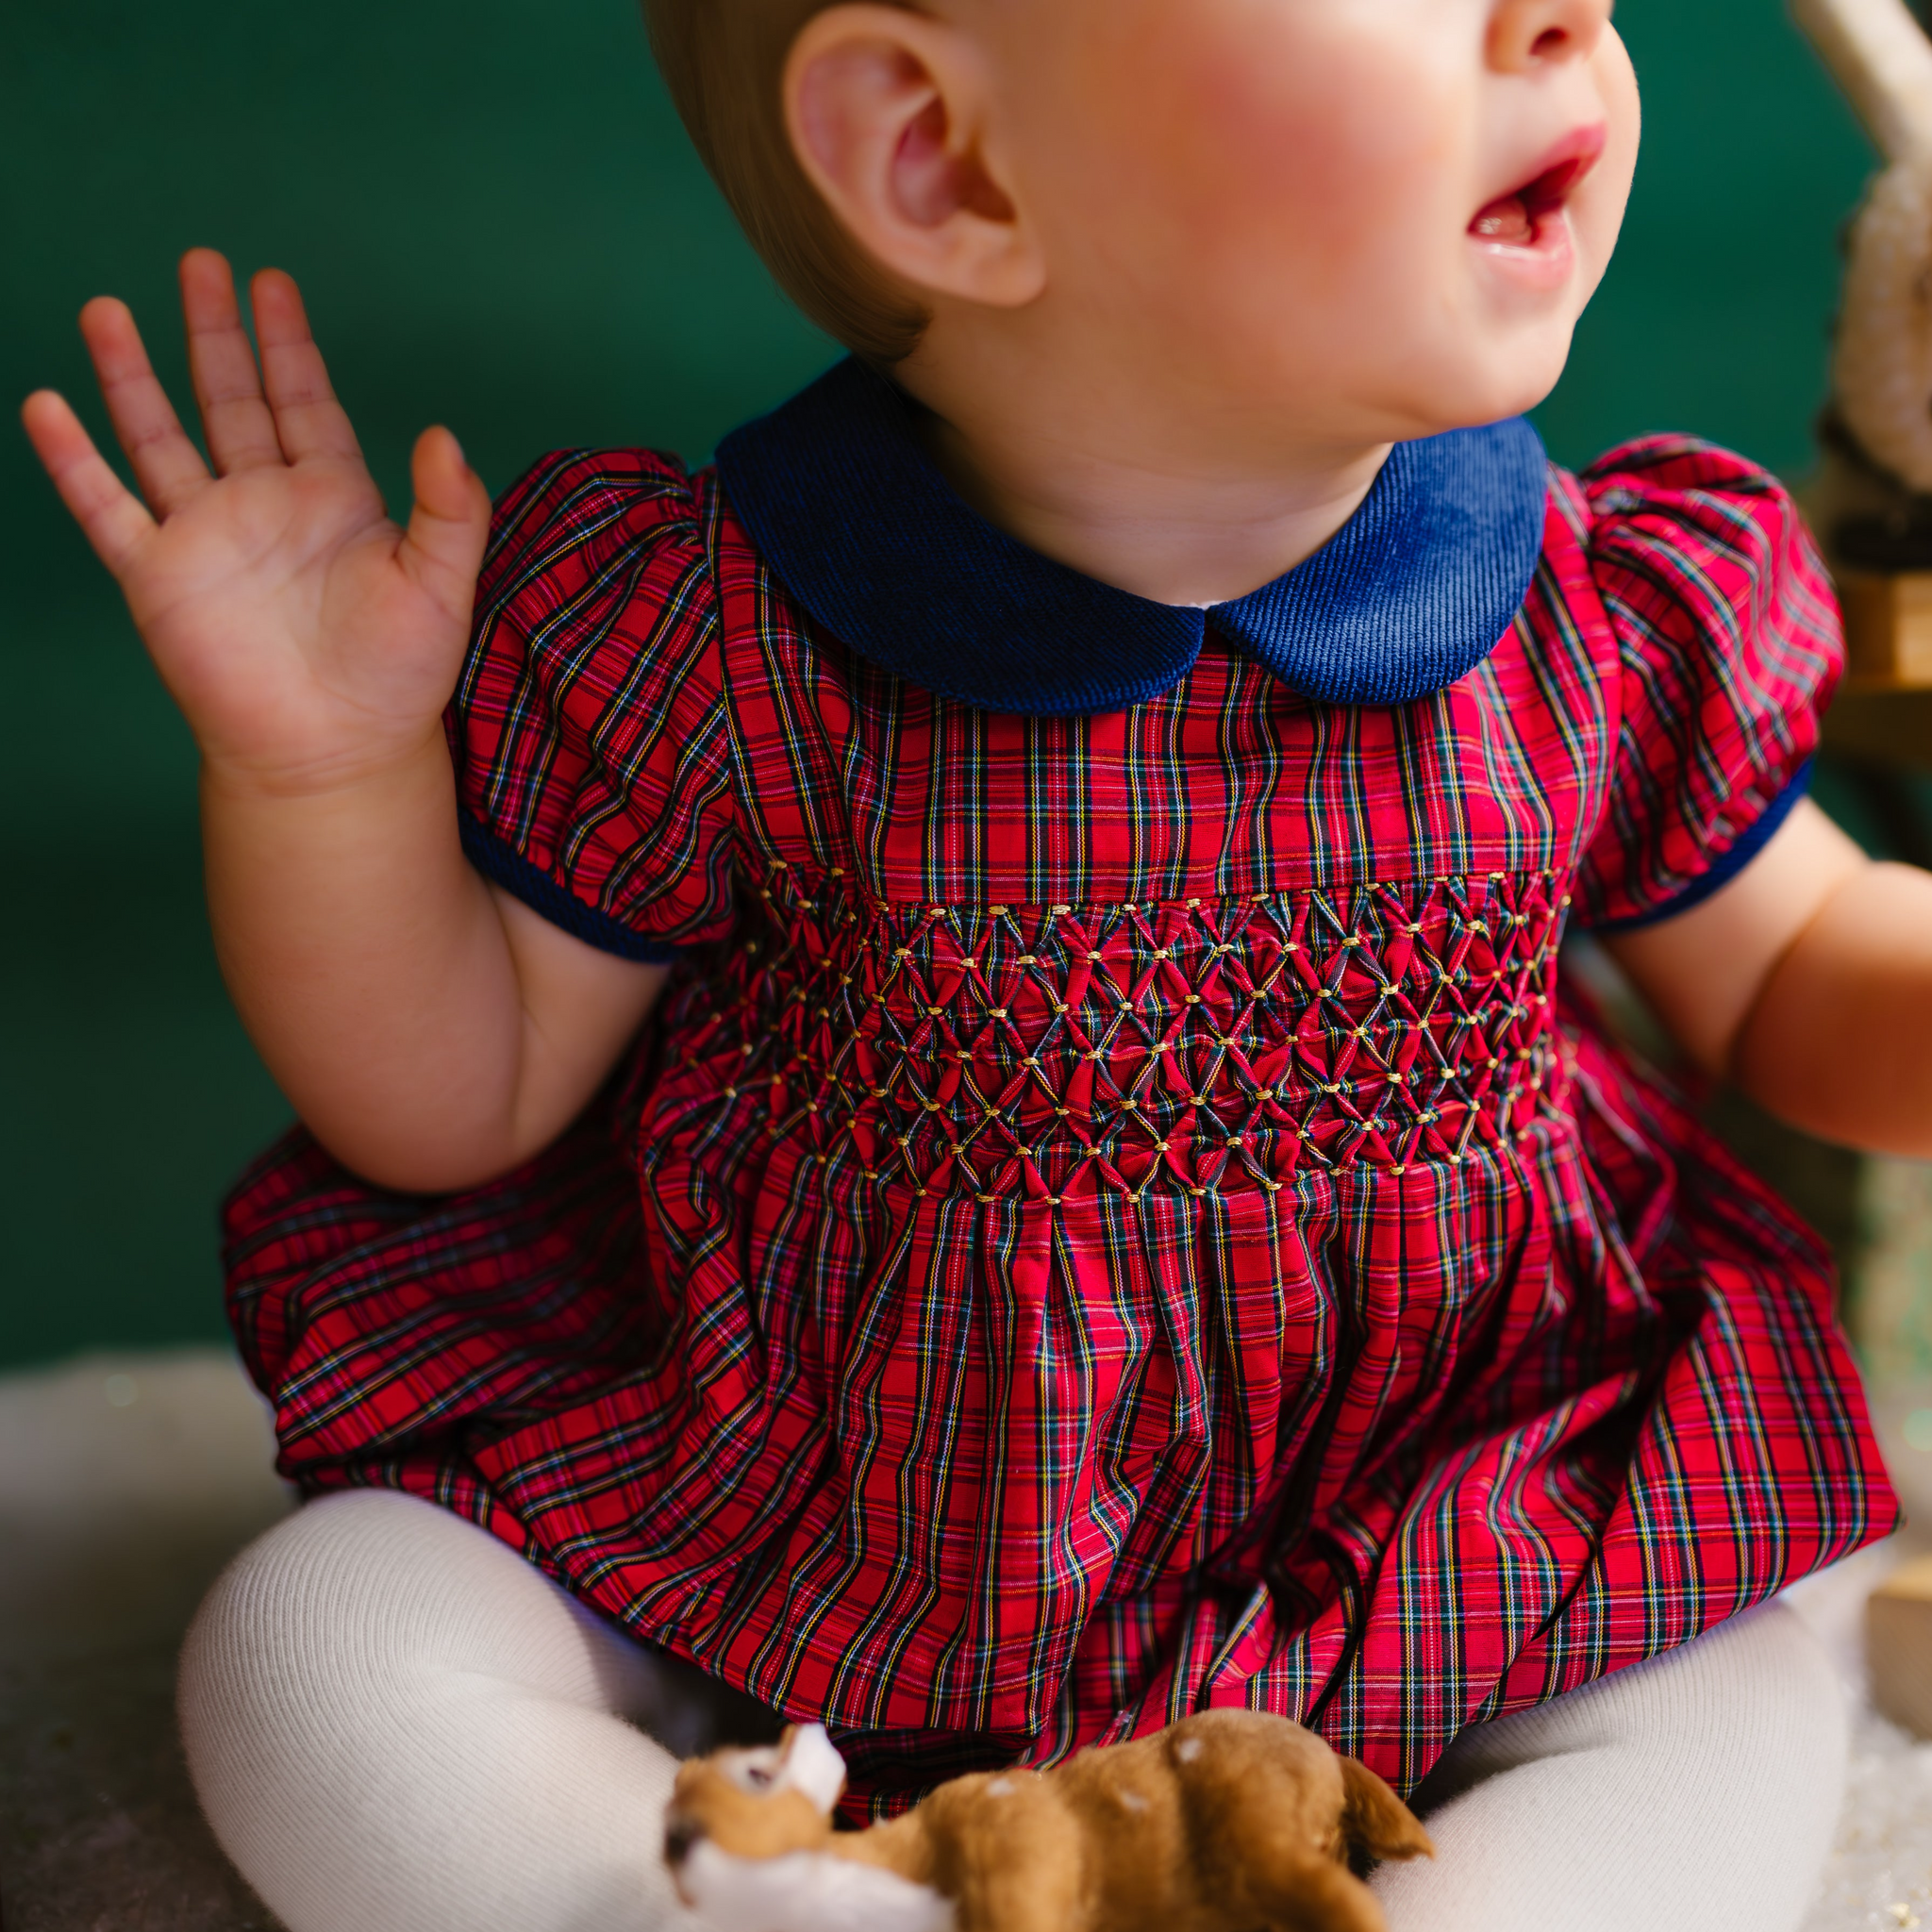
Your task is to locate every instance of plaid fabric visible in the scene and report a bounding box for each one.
[225,435,1896,1814]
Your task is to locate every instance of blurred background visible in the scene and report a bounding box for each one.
[0,0,1921,1370]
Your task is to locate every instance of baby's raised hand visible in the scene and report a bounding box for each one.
[21,249,491,795]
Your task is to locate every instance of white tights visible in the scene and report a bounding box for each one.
[178,1490,1846,1932]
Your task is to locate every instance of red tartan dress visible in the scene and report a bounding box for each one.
[224,359,1896,1814]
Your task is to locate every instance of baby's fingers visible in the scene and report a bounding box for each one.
[21,390,158,579]
[78,296,212,516]
[398,426,491,625]
[181,249,282,476]
[251,270,363,465]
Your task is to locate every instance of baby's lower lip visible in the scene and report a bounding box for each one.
[1467,158,1585,283]
[1469,215,1575,293]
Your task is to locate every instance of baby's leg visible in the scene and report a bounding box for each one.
[1371,1601,1844,1932]
[179,1488,772,1932]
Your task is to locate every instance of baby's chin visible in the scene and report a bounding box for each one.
[1199,258,1589,443]
[1392,320,1582,436]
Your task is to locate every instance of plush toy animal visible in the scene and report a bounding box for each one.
[1796,0,1932,496]
[663,1709,1433,1932]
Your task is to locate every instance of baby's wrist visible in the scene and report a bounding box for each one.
[197,723,453,812]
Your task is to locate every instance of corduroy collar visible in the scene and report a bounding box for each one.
[714,358,1547,717]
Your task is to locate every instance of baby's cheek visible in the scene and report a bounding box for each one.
[1092,14,1457,282]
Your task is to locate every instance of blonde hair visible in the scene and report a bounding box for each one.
[643,0,930,363]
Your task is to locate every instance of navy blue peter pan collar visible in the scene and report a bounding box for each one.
[713,358,1547,717]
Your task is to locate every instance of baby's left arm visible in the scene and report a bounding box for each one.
[1605,795,1932,1155]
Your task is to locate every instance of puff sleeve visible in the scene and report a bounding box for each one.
[449,451,737,960]
[1573,438,1843,931]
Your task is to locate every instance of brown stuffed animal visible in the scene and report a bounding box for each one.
[663,1709,1433,1932]
[1792,0,1932,495]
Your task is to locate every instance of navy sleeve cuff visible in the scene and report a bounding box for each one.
[458,811,691,963]
[1588,758,1813,935]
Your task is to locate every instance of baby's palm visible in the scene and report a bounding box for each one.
[22,250,490,789]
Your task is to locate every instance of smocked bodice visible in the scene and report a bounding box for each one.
[669,866,1570,1199]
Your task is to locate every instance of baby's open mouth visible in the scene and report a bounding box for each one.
[1469,129,1606,250]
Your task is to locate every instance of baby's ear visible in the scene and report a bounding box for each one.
[774,1723,849,1816]
[1337,1757,1434,1864]
[783,5,1042,309]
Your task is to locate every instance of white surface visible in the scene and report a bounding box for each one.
[0,1350,295,1930]
[3,1350,1930,1930]
[1790,1535,1932,1932]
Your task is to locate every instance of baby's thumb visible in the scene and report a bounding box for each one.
[401,425,491,618]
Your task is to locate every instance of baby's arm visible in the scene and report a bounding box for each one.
[22,252,664,1193]
[1604,794,1932,1156]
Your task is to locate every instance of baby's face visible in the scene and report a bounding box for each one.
[969,0,1637,446]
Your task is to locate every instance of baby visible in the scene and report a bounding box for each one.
[19,3,1904,1930]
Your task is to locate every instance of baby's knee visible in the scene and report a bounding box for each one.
[1381,1603,1848,1932]
[178,1490,701,1932]
[179,1492,466,1838]
[1633,1600,1847,1783]
[1737,1600,1851,1841]
[1424,1599,1844,1802]
[179,1491,441,1929]
[182,1487,652,1774]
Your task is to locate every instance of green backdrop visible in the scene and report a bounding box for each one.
[0,0,1880,1367]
